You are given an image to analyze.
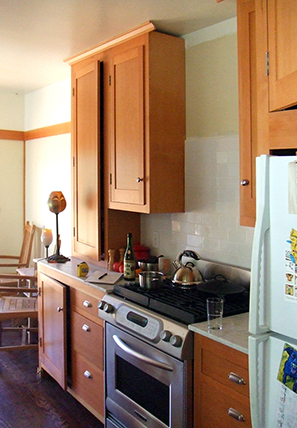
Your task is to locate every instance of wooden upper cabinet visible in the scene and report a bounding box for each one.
[107,31,185,214]
[237,0,258,226]
[110,45,145,206]
[267,0,297,111]
[72,61,102,261]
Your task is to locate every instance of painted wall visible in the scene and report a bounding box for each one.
[0,92,24,256]
[25,79,71,260]
[141,18,254,270]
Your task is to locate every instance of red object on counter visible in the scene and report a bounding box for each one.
[133,242,150,261]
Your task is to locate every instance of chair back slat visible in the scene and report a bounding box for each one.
[19,222,36,267]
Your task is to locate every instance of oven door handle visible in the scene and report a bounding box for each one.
[113,334,174,372]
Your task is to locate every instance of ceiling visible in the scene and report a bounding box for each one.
[0,0,236,94]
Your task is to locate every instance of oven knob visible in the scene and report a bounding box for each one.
[160,330,172,342]
[170,335,182,347]
[103,303,114,313]
[98,300,106,310]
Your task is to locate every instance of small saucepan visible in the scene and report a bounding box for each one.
[138,271,164,290]
[138,255,164,271]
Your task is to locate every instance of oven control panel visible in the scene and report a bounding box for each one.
[98,294,194,360]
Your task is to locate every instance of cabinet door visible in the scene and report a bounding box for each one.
[268,0,297,111]
[38,272,67,389]
[237,0,257,226]
[110,45,145,206]
[72,61,102,260]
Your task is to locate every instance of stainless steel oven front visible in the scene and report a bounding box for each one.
[99,295,193,428]
[105,323,192,428]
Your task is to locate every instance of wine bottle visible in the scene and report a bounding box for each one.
[124,233,136,280]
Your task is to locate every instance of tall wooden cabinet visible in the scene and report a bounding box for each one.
[68,23,185,264]
[237,0,297,226]
[237,0,258,227]
[72,60,102,261]
[107,31,185,214]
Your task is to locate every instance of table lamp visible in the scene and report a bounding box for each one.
[47,191,70,263]
[41,228,53,259]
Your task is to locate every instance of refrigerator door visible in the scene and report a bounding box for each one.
[250,155,297,338]
[249,333,297,428]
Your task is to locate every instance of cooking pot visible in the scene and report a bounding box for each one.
[138,271,164,290]
[138,255,164,271]
[172,250,203,288]
[196,274,245,297]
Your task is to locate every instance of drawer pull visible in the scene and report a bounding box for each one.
[83,300,92,308]
[84,370,92,379]
[57,307,63,312]
[228,372,246,385]
[228,408,245,422]
[82,324,90,332]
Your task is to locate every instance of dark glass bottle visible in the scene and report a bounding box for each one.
[124,233,136,280]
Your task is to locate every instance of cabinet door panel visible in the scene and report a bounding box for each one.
[73,61,102,259]
[38,273,67,389]
[110,45,145,205]
[268,0,297,110]
[237,0,257,226]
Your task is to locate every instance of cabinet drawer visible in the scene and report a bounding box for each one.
[202,348,249,397]
[198,377,251,428]
[196,336,249,397]
[71,311,103,369]
[71,288,101,319]
[71,350,104,416]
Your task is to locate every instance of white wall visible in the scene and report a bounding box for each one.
[140,18,254,270]
[0,92,25,256]
[25,79,72,260]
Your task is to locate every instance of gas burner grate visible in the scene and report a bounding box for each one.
[113,279,249,325]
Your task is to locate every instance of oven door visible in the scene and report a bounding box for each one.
[105,323,192,428]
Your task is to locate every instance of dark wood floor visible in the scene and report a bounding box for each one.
[0,329,104,428]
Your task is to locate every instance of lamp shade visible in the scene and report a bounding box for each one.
[47,191,66,214]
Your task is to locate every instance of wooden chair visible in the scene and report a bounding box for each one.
[0,221,36,287]
[0,274,38,350]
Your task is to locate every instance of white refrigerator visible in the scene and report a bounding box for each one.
[249,154,297,428]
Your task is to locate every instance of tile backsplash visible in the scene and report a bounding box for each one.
[141,135,254,272]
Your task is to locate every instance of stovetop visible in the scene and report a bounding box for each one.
[113,278,250,325]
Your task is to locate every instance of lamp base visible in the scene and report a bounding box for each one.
[47,253,70,264]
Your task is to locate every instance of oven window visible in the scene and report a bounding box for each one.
[116,355,169,425]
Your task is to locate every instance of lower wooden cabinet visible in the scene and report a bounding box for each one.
[38,263,105,423]
[194,334,251,428]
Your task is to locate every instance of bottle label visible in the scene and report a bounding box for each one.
[124,260,136,280]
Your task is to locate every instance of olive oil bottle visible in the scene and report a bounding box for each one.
[124,233,136,280]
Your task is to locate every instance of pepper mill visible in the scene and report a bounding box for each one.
[108,249,115,271]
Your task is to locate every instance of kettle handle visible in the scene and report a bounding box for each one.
[179,250,201,261]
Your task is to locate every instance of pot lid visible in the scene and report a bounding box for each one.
[196,274,245,297]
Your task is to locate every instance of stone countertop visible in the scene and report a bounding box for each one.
[188,312,249,354]
[37,257,115,294]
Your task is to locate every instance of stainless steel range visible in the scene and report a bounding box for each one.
[98,260,250,428]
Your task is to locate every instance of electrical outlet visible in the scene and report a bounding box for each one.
[152,231,159,249]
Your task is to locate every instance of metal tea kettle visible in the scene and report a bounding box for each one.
[172,250,203,288]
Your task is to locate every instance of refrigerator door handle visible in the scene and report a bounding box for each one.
[249,334,270,428]
[249,155,270,335]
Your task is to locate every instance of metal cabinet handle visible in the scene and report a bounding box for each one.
[241,179,250,186]
[57,307,63,312]
[228,408,245,421]
[228,372,246,385]
[83,300,92,308]
[136,177,143,182]
[83,370,92,379]
[82,324,90,332]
